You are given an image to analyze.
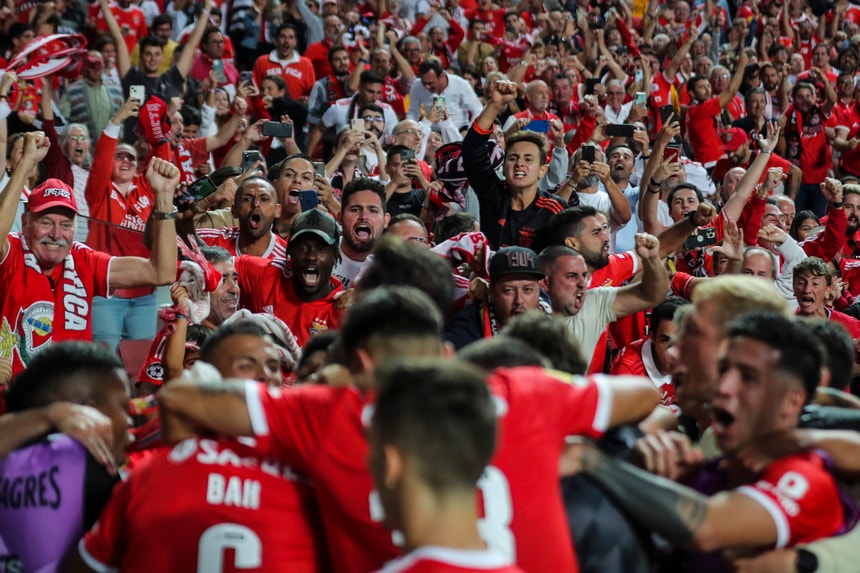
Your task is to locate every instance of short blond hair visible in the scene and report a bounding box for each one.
[691,275,788,334]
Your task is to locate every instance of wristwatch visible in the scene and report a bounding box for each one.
[796,548,818,573]
[151,206,179,220]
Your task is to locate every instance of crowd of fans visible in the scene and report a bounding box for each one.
[2,0,860,569]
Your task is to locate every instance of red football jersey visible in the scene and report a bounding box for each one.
[234,256,344,346]
[0,235,112,376]
[244,367,612,573]
[79,438,325,572]
[375,547,527,573]
[197,227,287,259]
[252,52,316,101]
[736,452,844,548]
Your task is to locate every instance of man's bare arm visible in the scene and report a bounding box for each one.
[157,379,254,443]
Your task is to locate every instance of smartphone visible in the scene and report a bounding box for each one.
[351,118,363,131]
[584,78,600,95]
[129,85,145,103]
[634,91,646,106]
[298,190,320,212]
[635,69,643,83]
[243,150,263,173]
[262,122,293,138]
[659,104,683,146]
[212,59,227,83]
[526,119,550,133]
[400,148,416,161]
[433,95,446,112]
[663,146,681,163]
[581,145,596,163]
[606,124,635,137]
[314,161,327,178]
[187,176,217,202]
[683,227,717,250]
[659,104,677,125]
[240,70,252,85]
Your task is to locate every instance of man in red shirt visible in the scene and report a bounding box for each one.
[686,51,749,169]
[236,208,344,346]
[778,79,837,216]
[252,23,316,104]
[834,82,860,178]
[304,16,345,80]
[611,295,685,412]
[197,178,287,259]
[93,0,148,55]
[0,133,179,376]
[711,126,800,197]
[158,285,660,573]
[369,359,526,573]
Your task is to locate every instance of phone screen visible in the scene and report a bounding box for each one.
[525,120,550,133]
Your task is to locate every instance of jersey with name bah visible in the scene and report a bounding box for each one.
[79,438,325,573]
[0,235,111,376]
[234,255,344,346]
[375,547,527,573]
[197,227,287,259]
[245,367,612,573]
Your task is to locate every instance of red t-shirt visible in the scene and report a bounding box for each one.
[610,338,678,412]
[735,452,844,548]
[252,52,316,101]
[304,40,334,80]
[234,255,344,346]
[375,547,527,573]
[93,3,148,55]
[0,235,111,376]
[836,104,860,177]
[784,104,833,184]
[686,97,724,166]
[197,227,287,259]
[244,367,613,573]
[79,438,325,572]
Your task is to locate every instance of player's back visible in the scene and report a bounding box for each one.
[482,368,611,573]
[80,438,326,572]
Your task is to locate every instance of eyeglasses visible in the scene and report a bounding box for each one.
[406,236,428,244]
[839,79,855,85]
[69,135,87,141]
[362,116,385,123]
[114,154,136,162]
[394,128,424,137]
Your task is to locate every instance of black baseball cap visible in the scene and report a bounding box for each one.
[289,209,339,245]
[489,246,544,280]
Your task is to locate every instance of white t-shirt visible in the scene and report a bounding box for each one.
[560,287,617,362]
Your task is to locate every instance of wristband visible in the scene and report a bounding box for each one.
[641,154,651,160]
[760,149,773,155]
[151,206,179,220]
[358,58,368,63]
[831,200,844,208]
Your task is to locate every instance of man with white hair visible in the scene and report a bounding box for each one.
[502,79,560,132]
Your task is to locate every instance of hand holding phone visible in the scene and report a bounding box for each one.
[262,122,293,138]
[129,85,145,103]
[298,190,320,212]
[243,150,263,173]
